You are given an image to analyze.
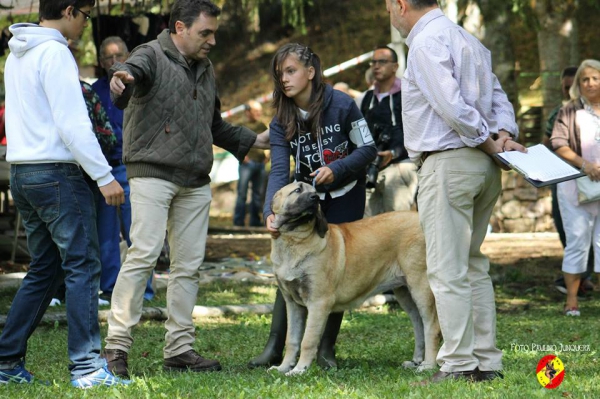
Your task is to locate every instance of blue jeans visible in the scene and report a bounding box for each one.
[0,163,105,377]
[234,161,266,226]
[94,164,153,300]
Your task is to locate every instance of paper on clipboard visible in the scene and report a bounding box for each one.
[495,144,584,187]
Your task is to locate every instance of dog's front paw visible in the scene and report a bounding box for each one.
[416,362,435,372]
[285,366,308,376]
[269,364,293,374]
[402,360,420,369]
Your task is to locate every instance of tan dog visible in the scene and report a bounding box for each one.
[268,182,440,376]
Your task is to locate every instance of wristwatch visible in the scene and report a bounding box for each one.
[390,149,397,158]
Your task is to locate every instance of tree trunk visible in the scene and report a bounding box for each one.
[452,1,520,133]
[476,0,520,113]
[534,0,578,139]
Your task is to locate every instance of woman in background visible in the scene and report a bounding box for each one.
[551,59,600,316]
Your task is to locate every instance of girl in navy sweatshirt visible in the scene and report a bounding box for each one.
[249,43,377,369]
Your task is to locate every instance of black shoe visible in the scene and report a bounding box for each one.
[477,368,504,381]
[432,370,478,383]
[416,369,478,385]
[554,282,568,295]
[103,349,129,379]
[164,350,222,372]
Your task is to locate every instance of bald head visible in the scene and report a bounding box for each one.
[245,100,263,122]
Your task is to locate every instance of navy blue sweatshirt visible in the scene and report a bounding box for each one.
[264,84,377,220]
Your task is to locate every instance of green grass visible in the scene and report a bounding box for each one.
[0,259,599,398]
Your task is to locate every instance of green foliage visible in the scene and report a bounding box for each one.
[77,24,97,67]
[279,0,313,35]
[455,0,596,32]
[0,13,38,92]
[226,0,315,35]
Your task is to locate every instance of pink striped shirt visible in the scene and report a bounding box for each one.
[402,9,518,162]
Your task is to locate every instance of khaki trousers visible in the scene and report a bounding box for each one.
[417,148,502,372]
[106,177,211,358]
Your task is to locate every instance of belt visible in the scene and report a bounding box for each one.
[108,159,124,167]
[421,148,464,163]
[421,150,442,163]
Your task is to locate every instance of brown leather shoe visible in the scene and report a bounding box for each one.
[103,349,129,379]
[163,350,222,372]
[476,368,504,381]
[415,369,478,385]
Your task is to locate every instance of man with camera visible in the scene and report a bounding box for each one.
[360,45,417,216]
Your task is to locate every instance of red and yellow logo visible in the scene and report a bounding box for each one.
[536,355,565,389]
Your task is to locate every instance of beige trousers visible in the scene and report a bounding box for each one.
[417,148,502,372]
[105,177,211,358]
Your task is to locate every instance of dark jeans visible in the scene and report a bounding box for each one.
[320,181,366,224]
[93,164,153,299]
[0,163,105,377]
[234,161,266,226]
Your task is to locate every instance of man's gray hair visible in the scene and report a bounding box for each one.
[406,0,439,9]
[569,59,600,100]
[99,36,128,57]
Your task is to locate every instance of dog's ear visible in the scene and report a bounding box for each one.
[315,206,328,238]
[270,191,285,229]
[271,191,283,215]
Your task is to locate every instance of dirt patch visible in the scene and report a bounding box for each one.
[1,232,563,274]
[204,231,563,263]
[206,233,271,261]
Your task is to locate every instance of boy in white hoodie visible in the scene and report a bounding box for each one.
[0,0,129,388]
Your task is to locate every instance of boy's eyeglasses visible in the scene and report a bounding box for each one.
[75,8,91,21]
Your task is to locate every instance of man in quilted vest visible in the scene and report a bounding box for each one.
[103,0,269,377]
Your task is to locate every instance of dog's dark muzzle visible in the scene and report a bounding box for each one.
[293,192,320,216]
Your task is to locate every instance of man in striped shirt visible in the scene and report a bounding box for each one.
[386,0,525,384]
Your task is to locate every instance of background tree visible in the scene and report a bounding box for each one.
[526,0,579,134]
[460,0,519,112]
[455,0,580,144]
[218,0,312,43]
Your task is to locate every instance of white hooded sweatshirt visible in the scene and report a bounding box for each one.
[5,23,113,187]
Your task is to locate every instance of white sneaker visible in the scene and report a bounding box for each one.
[49,298,61,307]
[564,307,580,316]
[98,298,110,306]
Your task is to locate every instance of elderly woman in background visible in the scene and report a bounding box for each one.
[551,59,600,316]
